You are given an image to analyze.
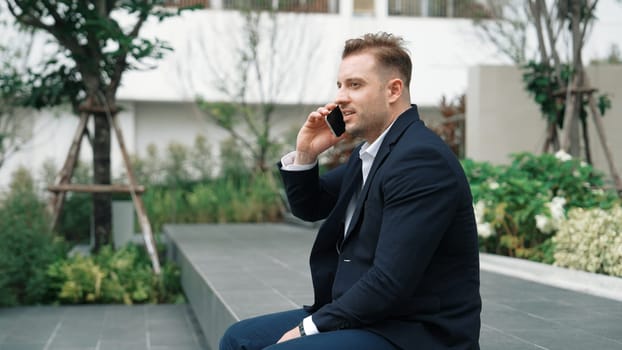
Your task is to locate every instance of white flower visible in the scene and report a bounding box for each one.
[591,188,605,196]
[477,222,495,238]
[549,197,566,223]
[535,197,567,234]
[553,205,622,277]
[488,181,500,190]
[473,201,486,224]
[555,150,572,162]
[535,214,555,234]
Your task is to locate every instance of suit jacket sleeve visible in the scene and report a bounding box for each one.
[311,146,462,331]
[278,161,347,222]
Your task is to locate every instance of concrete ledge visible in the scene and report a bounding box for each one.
[165,223,622,349]
[480,253,622,302]
[164,223,315,350]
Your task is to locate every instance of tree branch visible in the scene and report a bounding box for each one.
[541,0,562,80]
[7,1,52,31]
[580,0,599,45]
[108,4,149,96]
[528,0,550,64]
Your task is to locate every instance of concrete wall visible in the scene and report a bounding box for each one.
[0,104,135,189]
[0,101,318,189]
[466,65,622,180]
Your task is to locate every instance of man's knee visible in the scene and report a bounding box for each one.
[219,321,248,350]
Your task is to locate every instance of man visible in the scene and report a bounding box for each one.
[220,32,481,350]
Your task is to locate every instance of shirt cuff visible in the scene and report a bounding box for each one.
[303,315,320,336]
[280,151,317,171]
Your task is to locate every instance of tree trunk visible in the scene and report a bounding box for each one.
[581,113,592,165]
[92,112,111,251]
[568,90,583,157]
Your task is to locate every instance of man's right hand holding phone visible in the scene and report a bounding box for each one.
[294,103,346,166]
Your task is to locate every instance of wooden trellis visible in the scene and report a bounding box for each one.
[48,105,161,274]
[557,71,622,195]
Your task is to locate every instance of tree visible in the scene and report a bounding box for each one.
[474,0,621,193]
[2,1,186,252]
[473,0,530,65]
[195,4,321,173]
[0,17,34,170]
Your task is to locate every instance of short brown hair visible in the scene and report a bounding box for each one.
[342,32,412,88]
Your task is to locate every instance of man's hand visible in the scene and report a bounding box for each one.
[295,103,346,165]
[276,326,301,344]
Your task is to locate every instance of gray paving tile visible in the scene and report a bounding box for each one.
[508,328,622,350]
[98,342,149,350]
[149,329,200,347]
[481,308,564,331]
[0,344,48,350]
[47,335,98,348]
[0,304,206,350]
[480,326,542,350]
[166,223,622,350]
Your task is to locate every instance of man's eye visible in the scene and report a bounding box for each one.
[350,82,360,88]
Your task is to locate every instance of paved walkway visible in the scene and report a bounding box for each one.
[0,304,206,350]
[167,223,622,350]
[2,223,622,350]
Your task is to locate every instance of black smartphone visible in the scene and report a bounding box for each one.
[325,106,346,137]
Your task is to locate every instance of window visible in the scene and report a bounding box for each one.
[388,0,493,18]
[353,0,375,16]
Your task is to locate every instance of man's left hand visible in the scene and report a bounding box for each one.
[277,326,301,343]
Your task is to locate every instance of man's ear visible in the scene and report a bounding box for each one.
[387,78,403,103]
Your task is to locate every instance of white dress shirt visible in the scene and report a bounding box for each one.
[280,121,396,336]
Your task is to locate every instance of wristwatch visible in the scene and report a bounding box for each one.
[298,321,306,337]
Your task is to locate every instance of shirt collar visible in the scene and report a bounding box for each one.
[359,120,396,160]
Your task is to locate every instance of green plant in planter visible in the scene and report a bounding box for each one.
[464,151,620,263]
[47,244,183,304]
[0,167,67,306]
[554,205,622,277]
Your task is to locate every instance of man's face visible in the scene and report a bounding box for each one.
[335,52,391,143]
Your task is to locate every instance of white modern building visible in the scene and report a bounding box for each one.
[1,0,622,189]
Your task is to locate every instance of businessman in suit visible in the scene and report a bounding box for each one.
[220,32,481,350]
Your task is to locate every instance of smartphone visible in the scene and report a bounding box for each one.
[325,106,346,137]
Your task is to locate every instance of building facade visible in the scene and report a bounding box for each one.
[1,0,621,189]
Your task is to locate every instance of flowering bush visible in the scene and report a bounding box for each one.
[553,206,622,277]
[463,151,620,263]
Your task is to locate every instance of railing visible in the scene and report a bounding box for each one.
[163,0,210,8]
[163,0,340,13]
[388,0,494,19]
[163,0,493,18]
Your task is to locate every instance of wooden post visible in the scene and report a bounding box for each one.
[108,112,161,274]
[583,75,622,194]
[48,102,161,274]
[49,112,90,230]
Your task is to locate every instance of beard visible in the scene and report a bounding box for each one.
[346,111,388,142]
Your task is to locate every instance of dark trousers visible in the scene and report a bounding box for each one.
[219,309,398,350]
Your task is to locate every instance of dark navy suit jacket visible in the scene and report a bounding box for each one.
[279,106,481,349]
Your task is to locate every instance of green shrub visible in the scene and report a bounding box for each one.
[58,193,92,244]
[0,167,66,306]
[553,206,622,277]
[47,244,183,304]
[464,151,620,262]
[117,136,284,232]
[145,172,284,232]
[58,162,93,244]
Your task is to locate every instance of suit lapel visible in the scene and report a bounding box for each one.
[341,106,420,243]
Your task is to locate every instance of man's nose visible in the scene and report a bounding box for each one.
[335,88,349,105]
